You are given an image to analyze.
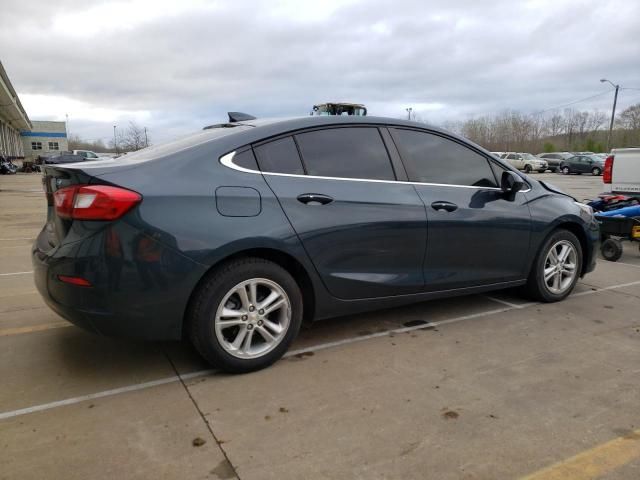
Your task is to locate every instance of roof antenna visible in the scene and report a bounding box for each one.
[228,112,256,122]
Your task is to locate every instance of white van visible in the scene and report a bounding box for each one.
[604,148,640,194]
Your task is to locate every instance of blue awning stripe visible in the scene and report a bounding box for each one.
[20,131,67,138]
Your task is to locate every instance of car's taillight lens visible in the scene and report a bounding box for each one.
[54,185,141,220]
[603,155,614,184]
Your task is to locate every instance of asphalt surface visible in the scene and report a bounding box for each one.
[1,172,639,479]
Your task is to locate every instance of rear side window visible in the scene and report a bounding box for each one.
[295,127,395,180]
[233,149,259,170]
[254,137,304,175]
[391,129,498,188]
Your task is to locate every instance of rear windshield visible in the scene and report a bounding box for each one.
[79,126,251,168]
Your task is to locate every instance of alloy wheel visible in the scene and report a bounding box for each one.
[214,278,291,359]
[543,240,578,294]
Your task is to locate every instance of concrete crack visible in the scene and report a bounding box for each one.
[164,351,242,480]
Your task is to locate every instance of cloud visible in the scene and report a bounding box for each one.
[1,0,639,142]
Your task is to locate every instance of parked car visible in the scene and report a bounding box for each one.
[33,115,599,373]
[537,152,573,173]
[72,150,112,160]
[603,148,640,194]
[43,153,86,164]
[503,152,548,173]
[560,154,605,175]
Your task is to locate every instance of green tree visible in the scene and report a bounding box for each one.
[543,142,555,152]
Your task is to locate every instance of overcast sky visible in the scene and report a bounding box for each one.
[2,0,639,144]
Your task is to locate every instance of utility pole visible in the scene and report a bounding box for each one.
[600,78,620,152]
[406,107,413,121]
[113,125,118,156]
[144,127,148,148]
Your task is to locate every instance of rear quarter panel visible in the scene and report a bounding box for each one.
[93,142,331,328]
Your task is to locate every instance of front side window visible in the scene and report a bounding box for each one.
[48,142,59,150]
[253,136,304,175]
[31,142,42,150]
[294,127,395,180]
[391,128,498,188]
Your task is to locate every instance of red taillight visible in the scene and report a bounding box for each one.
[54,185,141,221]
[603,155,614,184]
[57,275,92,287]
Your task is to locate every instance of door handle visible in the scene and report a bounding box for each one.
[431,201,458,212]
[297,193,334,205]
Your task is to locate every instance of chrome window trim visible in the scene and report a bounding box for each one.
[219,151,531,193]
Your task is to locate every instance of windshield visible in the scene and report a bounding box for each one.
[522,153,537,160]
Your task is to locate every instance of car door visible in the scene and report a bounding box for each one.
[255,127,427,300]
[575,156,589,173]
[389,128,532,291]
[505,153,520,170]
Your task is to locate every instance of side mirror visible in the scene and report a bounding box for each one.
[501,171,524,195]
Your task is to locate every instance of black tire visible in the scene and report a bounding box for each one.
[561,166,570,175]
[524,164,532,173]
[524,229,583,302]
[187,257,303,373]
[601,238,623,262]
[538,169,546,173]
[591,167,601,176]
[550,168,558,173]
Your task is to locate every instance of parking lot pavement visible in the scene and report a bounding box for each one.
[1,173,639,479]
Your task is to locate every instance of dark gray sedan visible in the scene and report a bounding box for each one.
[560,155,605,175]
[32,115,599,372]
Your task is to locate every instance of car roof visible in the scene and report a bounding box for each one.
[74,116,497,172]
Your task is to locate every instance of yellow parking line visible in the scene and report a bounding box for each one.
[0,322,71,337]
[520,430,640,480]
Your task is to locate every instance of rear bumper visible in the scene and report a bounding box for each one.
[32,226,207,341]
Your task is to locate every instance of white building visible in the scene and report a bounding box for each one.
[0,60,68,162]
[0,61,31,160]
[21,120,69,160]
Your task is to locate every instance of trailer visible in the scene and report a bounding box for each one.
[594,205,640,261]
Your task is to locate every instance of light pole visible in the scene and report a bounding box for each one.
[113,125,118,156]
[600,78,620,152]
[406,107,413,121]
[144,127,148,148]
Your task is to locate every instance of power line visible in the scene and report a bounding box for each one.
[532,89,614,115]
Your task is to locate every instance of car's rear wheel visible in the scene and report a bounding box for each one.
[591,167,601,176]
[525,230,582,302]
[562,166,570,175]
[187,258,303,373]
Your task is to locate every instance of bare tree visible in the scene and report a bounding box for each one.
[117,122,148,152]
[618,104,640,131]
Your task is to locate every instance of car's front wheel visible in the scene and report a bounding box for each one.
[561,166,570,175]
[525,230,582,302]
[524,164,532,173]
[187,258,303,373]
